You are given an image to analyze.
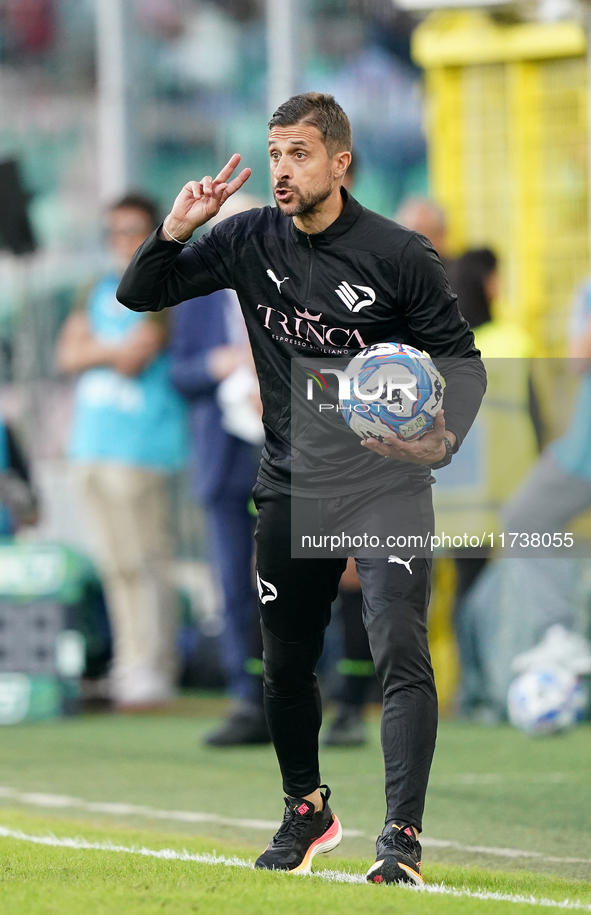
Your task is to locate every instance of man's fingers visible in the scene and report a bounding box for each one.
[183,180,203,199]
[431,410,445,435]
[170,157,249,233]
[182,157,249,205]
[361,432,429,462]
[380,434,409,453]
[361,438,396,457]
[221,168,252,201]
[215,153,242,185]
[212,182,228,201]
[427,410,445,442]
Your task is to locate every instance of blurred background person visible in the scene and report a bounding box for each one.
[170,193,268,746]
[438,247,538,718]
[448,247,496,329]
[474,272,591,711]
[56,193,188,710]
[394,197,449,261]
[0,418,38,535]
[444,249,499,649]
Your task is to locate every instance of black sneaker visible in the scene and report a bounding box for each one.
[323,704,367,747]
[255,785,342,874]
[203,705,270,747]
[366,822,424,885]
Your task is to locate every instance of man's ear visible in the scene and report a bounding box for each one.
[334,150,352,180]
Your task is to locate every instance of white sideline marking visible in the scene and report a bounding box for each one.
[0,786,285,832]
[420,837,591,865]
[0,785,590,865]
[0,825,591,911]
[0,786,366,837]
[432,773,570,786]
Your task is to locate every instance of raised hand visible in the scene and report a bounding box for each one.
[163,154,252,242]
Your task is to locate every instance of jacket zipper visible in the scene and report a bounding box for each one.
[305,235,314,305]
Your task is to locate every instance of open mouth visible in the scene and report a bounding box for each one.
[274,187,293,202]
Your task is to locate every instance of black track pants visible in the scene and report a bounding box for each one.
[253,482,437,830]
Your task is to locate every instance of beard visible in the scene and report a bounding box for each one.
[274,176,334,217]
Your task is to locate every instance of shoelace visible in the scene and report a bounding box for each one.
[272,806,315,847]
[381,827,418,855]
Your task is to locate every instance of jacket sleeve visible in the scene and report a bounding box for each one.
[117,216,241,313]
[397,233,487,451]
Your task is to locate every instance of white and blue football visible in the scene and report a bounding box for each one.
[340,342,444,442]
[507,667,588,736]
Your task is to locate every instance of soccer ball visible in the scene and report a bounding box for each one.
[507,667,588,736]
[339,342,444,442]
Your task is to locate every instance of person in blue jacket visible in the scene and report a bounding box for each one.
[169,196,269,745]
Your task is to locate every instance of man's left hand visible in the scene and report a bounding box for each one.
[360,410,455,465]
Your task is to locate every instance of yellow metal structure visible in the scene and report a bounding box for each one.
[412,12,589,357]
[414,15,591,703]
[428,558,459,715]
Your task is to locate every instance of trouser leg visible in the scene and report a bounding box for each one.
[253,483,345,797]
[76,463,177,689]
[207,496,259,702]
[337,586,375,706]
[324,483,436,830]
[503,448,591,534]
[356,556,436,830]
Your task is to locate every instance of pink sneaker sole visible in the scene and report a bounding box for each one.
[289,815,343,874]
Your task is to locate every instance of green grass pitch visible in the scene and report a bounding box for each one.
[0,696,589,914]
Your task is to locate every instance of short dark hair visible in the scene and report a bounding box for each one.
[110,192,160,229]
[268,92,352,156]
[448,247,497,330]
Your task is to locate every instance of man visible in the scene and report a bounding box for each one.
[118,94,486,884]
[57,193,187,709]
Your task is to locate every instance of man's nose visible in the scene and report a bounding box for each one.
[272,156,292,180]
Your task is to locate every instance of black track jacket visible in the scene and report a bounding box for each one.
[117,190,486,498]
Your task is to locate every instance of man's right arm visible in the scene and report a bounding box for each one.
[118,154,251,314]
[117,229,229,313]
